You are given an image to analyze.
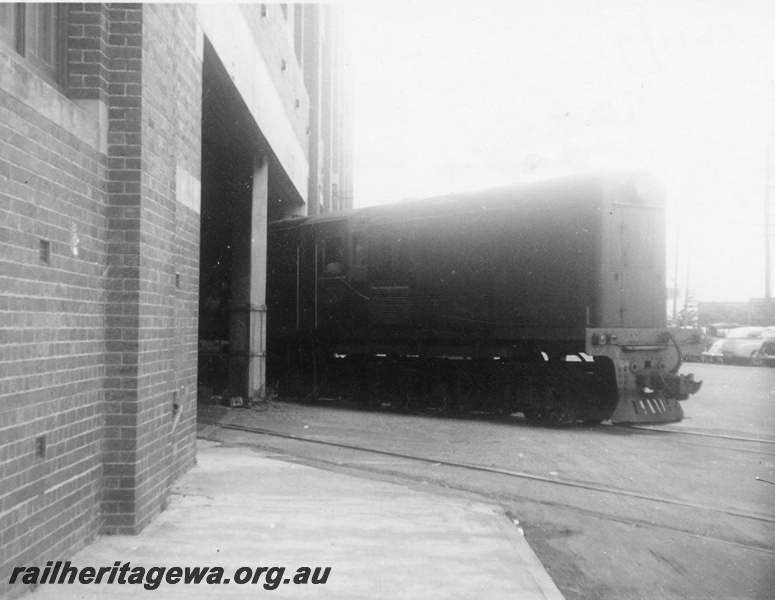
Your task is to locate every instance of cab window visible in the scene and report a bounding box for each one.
[321,237,344,276]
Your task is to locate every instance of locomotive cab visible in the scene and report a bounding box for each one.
[267,214,356,335]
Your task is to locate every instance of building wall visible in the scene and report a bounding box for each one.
[299,4,354,215]
[0,5,108,592]
[198,3,309,203]
[1,3,351,596]
[99,2,202,535]
[0,4,202,595]
[241,3,309,149]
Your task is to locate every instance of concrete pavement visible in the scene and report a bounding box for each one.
[25,437,564,599]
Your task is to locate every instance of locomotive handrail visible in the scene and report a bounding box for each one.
[331,276,370,300]
[620,345,669,352]
[617,332,683,375]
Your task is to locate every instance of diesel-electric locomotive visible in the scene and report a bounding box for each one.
[267,171,701,424]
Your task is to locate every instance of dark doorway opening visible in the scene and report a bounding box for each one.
[197,37,305,402]
[198,40,255,399]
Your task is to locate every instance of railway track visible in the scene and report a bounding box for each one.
[199,418,775,554]
[608,424,775,459]
[623,424,775,446]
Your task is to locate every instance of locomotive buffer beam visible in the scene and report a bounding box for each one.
[588,329,703,425]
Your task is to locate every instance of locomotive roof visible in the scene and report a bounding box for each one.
[269,170,663,230]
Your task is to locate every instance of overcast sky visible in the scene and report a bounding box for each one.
[342,0,775,303]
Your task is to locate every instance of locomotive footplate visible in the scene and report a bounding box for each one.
[586,328,702,424]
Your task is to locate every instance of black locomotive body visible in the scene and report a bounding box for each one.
[267,171,700,424]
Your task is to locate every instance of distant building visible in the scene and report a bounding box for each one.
[697,299,775,327]
[0,4,352,596]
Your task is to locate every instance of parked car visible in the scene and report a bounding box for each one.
[701,338,725,363]
[701,323,745,363]
[754,327,775,365]
[703,322,745,348]
[705,323,746,336]
[712,326,774,366]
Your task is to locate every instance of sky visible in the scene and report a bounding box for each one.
[341,0,775,302]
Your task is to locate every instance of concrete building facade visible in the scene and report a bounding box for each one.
[299,4,354,214]
[0,4,352,597]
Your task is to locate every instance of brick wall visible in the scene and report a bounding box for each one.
[0,0,334,593]
[100,2,145,534]
[0,24,108,597]
[149,1,201,507]
[67,3,110,103]
[1,3,201,594]
[132,2,200,530]
[100,3,200,534]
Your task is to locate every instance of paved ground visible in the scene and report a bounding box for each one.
[23,362,773,600]
[190,361,775,599]
[25,439,564,600]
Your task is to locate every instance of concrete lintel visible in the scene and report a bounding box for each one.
[0,48,106,155]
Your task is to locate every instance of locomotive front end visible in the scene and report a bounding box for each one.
[586,328,702,423]
[587,173,702,423]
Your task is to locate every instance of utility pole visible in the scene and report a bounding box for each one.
[766,146,772,300]
[673,219,680,325]
[683,237,691,326]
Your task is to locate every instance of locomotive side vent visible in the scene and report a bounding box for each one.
[369,285,410,325]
